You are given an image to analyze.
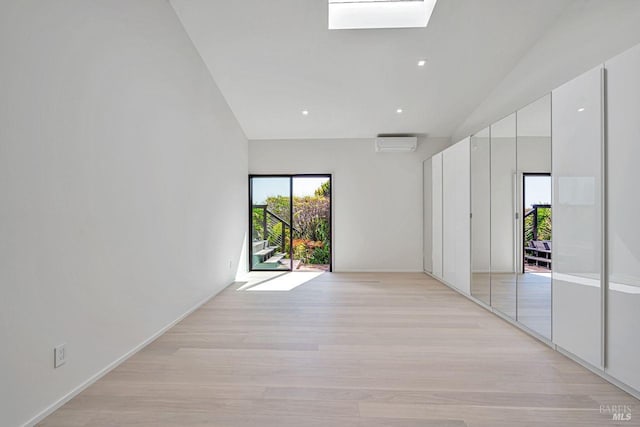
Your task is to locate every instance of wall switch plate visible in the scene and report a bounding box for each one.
[229,260,233,269]
[54,343,66,368]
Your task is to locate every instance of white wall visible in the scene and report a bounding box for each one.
[453,0,640,142]
[249,138,450,272]
[0,2,248,426]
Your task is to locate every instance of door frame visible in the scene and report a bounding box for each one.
[248,174,333,272]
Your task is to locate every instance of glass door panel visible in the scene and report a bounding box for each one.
[250,176,292,271]
[292,176,331,272]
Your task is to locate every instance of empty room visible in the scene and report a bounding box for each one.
[2,1,640,426]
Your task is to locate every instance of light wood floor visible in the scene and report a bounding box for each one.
[471,272,552,338]
[40,272,639,426]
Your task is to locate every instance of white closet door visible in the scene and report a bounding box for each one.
[423,159,433,273]
[605,44,640,391]
[442,139,471,294]
[432,153,443,279]
[552,65,603,368]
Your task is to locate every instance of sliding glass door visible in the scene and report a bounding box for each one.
[250,176,293,271]
[249,175,332,272]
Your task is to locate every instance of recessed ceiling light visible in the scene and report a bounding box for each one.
[417,59,427,67]
[302,110,309,116]
[396,108,403,114]
[328,0,438,30]
[577,107,585,112]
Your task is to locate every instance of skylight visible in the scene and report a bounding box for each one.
[328,0,437,30]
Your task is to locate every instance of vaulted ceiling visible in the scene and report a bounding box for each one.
[170,0,573,140]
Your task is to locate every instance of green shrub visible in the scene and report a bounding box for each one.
[293,241,307,263]
[525,207,552,243]
[309,245,330,264]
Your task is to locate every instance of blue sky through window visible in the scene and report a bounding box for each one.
[525,175,551,208]
[252,177,329,205]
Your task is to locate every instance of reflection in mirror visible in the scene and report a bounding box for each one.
[490,113,517,318]
[470,127,491,305]
[516,95,552,339]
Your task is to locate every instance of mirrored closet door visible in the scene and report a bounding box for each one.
[516,95,552,339]
[490,113,517,318]
[470,127,491,305]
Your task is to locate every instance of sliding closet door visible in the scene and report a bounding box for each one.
[605,45,640,390]
[490,114,517,318]
[432,153,443,279]
[516,95,552,339]
[552,66,603,367]
[423,159,433,273]
[442,139,471,294]
[470,127,491,305]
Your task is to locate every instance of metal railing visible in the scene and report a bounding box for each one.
[253,205,299,253]
[524,204,551,242]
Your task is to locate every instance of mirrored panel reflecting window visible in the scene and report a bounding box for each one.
[516,94,552,339]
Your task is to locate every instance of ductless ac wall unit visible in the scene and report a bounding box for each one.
[375,136,417,153]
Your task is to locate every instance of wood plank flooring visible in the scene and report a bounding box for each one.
[39,272,639,426]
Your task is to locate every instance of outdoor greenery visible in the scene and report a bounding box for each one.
[525,207,552,243]
[314,180,330,197]
[253,181,331,265]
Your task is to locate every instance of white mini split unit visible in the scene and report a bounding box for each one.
[374,136,417,153]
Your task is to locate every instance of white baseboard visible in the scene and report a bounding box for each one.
[556,346,640,401]
[423,271,470,294]
[423,271,640,400]
[22,286,225,427]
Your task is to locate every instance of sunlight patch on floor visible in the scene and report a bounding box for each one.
[235,271,324,291]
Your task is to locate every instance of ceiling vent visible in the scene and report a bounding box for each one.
[375,136,417,153]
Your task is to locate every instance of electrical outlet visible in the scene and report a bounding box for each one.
[229,260,233,269]
[54,343,66,368]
